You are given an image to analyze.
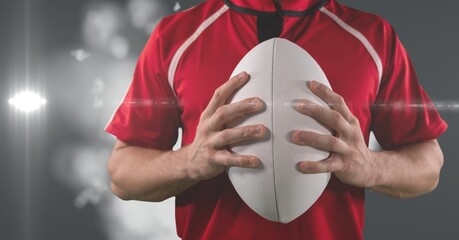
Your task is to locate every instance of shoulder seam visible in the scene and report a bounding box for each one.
[167,5,230,95]
[319,7,383,89]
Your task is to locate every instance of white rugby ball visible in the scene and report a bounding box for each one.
[227,38,332,223]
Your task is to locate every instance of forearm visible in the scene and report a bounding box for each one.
[368,139,444,198]
[106,73,267,202]
[108,141,198,202]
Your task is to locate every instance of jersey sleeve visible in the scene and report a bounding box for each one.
[105,23,181,150]
[371,24,447,150]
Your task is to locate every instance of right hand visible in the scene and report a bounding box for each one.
[184,72,267,181]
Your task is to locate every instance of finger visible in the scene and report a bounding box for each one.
[290,131,348,154]
[294,99,350,134]
[213,151,261,168]
[213,125,267,148]
[208,97,264,130]
[202,72,250,119]
[297,157,344,174]
[307,80,356,124]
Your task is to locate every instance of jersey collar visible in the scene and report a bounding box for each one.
[223,0,327,17]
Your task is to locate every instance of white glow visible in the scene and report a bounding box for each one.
[109,35,130,59]
[127,0,166,34]
[101,197,179,240]
[174,2,181,12]
[70,49,91,61]
[8,91,47,113]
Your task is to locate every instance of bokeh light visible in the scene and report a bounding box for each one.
[127,0,168,34]
[8,91,47,113]
[174,2,181,12]
[70,49,91,62]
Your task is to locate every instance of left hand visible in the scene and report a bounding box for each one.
[291,80,377,188]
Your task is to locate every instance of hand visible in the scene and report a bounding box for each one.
[184,72,267,181]
[291,80,376,188]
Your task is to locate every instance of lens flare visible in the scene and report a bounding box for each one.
[174,2,181,12]
[372,101,459,112]
[8,91,47,113]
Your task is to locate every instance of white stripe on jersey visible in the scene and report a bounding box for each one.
[168,5,230,94]
[320,7,383,89]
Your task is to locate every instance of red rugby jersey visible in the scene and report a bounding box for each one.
[106,0,447,239]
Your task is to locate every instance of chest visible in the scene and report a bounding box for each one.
[173,14,379,144]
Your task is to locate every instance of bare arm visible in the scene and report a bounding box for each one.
[368,139,443,198]
[108,141,196,202]
[293,80,444,199]
[108,72,267,202]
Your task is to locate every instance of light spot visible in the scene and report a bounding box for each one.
[109,35,130,59]
[92,78,106,95]
[93,98,104,108]
[9,91,47,113]
[70,49,91,61]
[174,2,181,12]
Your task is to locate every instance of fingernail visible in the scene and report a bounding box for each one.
[248,98,259,107]
[296,162,305,171]
[251,157,260,167]
[293,100,312,110]
[252,126,260,134]
[290,131,302,142]
[292,100,303,109]
[308,80,319,89]
[237,72,247,80]
[254,125,264,135]
[302,101,314,110]
[295,131,304,142]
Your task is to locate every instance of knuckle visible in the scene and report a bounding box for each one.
[218,130,230,144]
[337,95,344,103]
[213,87,224,99]
[312,105,322,115]
[328,158,339,172]
[242,127,252,138]
[350,116,360,126]
[197,120,212,135]
[199,113,208,124]
[329,138,340,151]
[214,107,227,122]
[335,96,345,107]
[332,111,343,125]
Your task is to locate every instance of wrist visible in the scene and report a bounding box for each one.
[366,150,388,189]
[366,150,397,190]
[174,145,203,182]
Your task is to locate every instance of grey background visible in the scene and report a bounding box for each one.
[1,0,457,239]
